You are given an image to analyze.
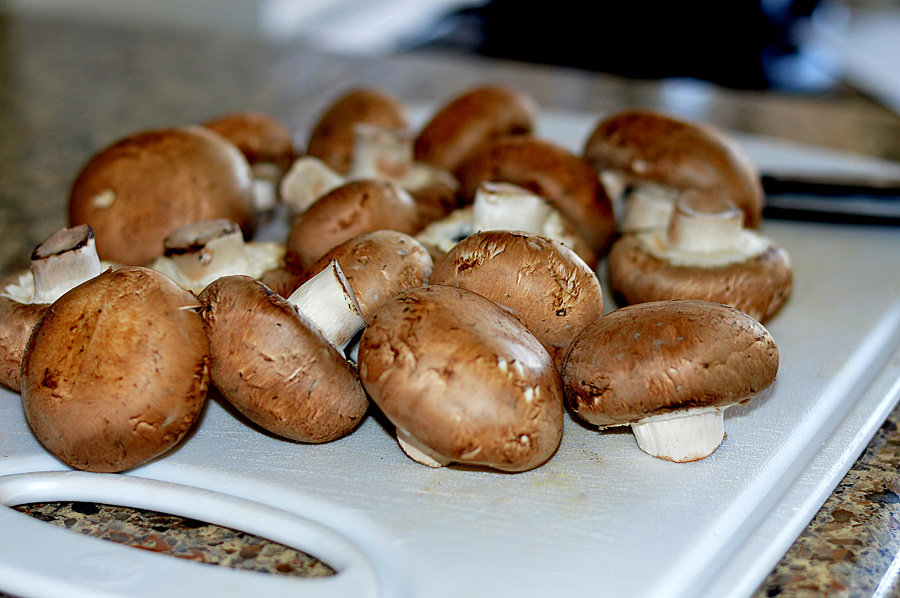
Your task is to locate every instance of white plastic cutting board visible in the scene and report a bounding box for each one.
[1,111,899,598]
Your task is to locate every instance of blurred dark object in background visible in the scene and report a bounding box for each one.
[413,0,836,93]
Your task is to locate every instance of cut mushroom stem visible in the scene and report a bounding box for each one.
[279,156,345,215]
[164,219,252,285]
[287,260,366,351]
[348,123,413,182]
[630,407,725,462]
[396,428,452,468]
[666,193,743,254]
[472,181,553,233]
[620,182,680,232]
[250,163,282,212]
[30,224,104,304]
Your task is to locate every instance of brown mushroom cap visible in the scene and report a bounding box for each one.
[69,126,255,266]
[431,230,602,367]
[285,179,420,270]
[20,266,210,473]
[607,233,792,323]
[298,230,433,320]
[562,299,779,428]
[198,275,368,443]
[306,88,409,175]
[358,285,564,472]
[203,111,296,172]
[0,271,46,392]
[455,136,616,256]
[582,109,764,228]
[413,85,538,175]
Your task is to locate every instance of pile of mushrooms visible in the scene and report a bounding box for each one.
[2,84,793,474]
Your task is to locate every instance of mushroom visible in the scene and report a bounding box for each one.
[297,230,433,321]
[285,179,420,271]
[20,266,210,473]
[582,109,764,231]
[197,261,368,443]
[149,219,291,295]
[431,230,603,368]
[306,88,409,175]
[358,285,564,472]
[0,224,105,391]
[455,136,617,257]
[414,85,538,175]
[69,126,255,266]
[281,124,459,227]
[203,111,297,214]
[607,191,792,323]
[562,299,779,462]
[415,181,595,268]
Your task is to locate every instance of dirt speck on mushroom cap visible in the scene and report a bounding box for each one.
[20,266,210,473]
[358,285,564,472]
[562,299,778,428]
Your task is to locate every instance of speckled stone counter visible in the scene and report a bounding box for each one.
[1,11,900,598]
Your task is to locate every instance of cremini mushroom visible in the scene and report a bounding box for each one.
[431,230,602,368]
[358,285,564,472]
[306,88,409,175]
[285,179,420,271]
[607,191,792,323]
[298,230,433,321]
[0,224,105,391]
[203,111,297,213]
[455,136,617,257]
[198,260,368,442]
[562,299,779,462]
[150,219,290,295]
[415,181,595,267]
[582,109,764,231]
[20,266,210,473]
[69,126,255,266]
[414,85,538,175]
[281,124,459,227]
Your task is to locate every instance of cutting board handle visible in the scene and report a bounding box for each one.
[0,471,389,598]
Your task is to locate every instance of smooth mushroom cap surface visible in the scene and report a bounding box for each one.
[562,299,779,428]
[607,234,793,323]
[413,85,538,175]
[431,230,602,367]
[285,179,420,270]
[198,275,368,443]
[306,88,409,175]
[455,136,616,256]
[20,266,210,473]
[69,126,255,266]
[358,285,564,472]
[582,109,764,228]
[298,230,433,320]
[203,111,296,171]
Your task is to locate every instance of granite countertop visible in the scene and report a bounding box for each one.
[2,11,900,598]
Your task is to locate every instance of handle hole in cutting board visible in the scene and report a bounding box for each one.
[0,471,387,597]
[9,500,336,578]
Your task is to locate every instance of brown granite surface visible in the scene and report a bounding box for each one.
[1,10,900,598]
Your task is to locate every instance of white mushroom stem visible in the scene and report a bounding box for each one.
[396,428,451,468]
[621,182,679,232]
[472,181,554,233]
[279,156,344,215]
[164,220,253,284]
[250,162,282,212]
[666,194,743,254]
[630,407,725,462]
[348,123,413,182]
[287,260,366,352]
[30,225,104,304]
